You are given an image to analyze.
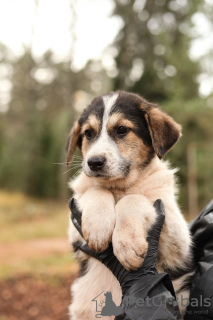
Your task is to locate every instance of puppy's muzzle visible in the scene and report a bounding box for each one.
[87,157,106,172]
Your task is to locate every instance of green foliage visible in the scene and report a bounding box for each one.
[0,0,213,214]
[163,98,213,211]
[0,50,77,198]
[112,0,201,102]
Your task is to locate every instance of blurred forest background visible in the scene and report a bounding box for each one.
[0,0,213,214]
[0,1,213,319]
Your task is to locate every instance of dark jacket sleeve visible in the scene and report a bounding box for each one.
[184,200,213,320]
[115,274,182,320]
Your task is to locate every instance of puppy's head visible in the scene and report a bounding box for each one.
[67,91,181,181]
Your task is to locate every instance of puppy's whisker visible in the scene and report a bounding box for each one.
[53,156,82,165]
[69,162,82,167]
[69,164,81,170]
[62,168,73,175]
[70,168,82,180]
[52,162,69,166]
[62,165,81,175]
[53,162,82,169]
[68,162,82,166]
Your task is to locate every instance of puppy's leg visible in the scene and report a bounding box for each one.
[69,258,122,320]
[77,187,115,252]
[176,289,190,316]
[112,194,156,270]
[155,201,192,272]
[172,271,195,316]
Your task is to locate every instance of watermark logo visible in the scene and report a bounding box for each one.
[92,291,122,318]
[92,290,210,318]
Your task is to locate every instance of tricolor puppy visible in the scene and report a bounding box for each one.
[67,91,193,320]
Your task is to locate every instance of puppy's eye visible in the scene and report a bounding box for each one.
[117,126,129,136]
[84,129,93,139]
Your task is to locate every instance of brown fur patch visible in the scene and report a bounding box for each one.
[80,115,101,158]
[81,114,100,135]
[66,121,81,165]
[143,105,182,159]
[81,137,91,159]
[107,114,134,131]
[115,130,153,169]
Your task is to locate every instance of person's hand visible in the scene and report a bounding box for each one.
[69,198,165,296]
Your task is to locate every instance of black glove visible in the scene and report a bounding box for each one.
[70,198,169,296]
[69,198,182,320]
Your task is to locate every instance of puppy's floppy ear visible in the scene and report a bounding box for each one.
[144,106,182,159]
[66,121,81,165]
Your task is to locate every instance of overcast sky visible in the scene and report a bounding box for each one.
[0,0,213,97]
[0,0,121,69]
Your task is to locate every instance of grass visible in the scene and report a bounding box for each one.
[0,190,78,280]
[0,190,69,243]
[0,252,78,281]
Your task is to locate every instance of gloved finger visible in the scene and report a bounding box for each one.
[143,200,165,268]
[69,198,82,226]
[148,199,165,244]
[71,212,83,237]
[78,243,98,259]
[153,199,165,226]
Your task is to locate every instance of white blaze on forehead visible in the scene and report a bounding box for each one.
[84,92,123,176]
[100,92,119,139]
[102,92,119,124]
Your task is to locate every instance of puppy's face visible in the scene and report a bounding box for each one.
[67,91,181,182]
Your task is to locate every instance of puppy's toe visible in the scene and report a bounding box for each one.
[88,237,109,252]
[82,224,113,252]
[113,236,148,270]
[126,242,148,270]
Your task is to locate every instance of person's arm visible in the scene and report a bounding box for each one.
[184,200,213,320]
[69,198,183,320]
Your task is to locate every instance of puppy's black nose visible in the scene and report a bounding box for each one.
[88,157,106,171]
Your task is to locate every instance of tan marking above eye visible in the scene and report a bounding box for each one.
[81,114,100,135]
[115,130,152,166]
[107,114,134,131]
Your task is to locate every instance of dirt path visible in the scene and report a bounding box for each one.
[0,238,79,319]
[0,238,70,263]
[0,274,76,320]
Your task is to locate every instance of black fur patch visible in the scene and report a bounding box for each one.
[72,241,88,277]
[78,96,104,127]
[162,261,195,298]
[139,149,155,168]
[111,91,153,147]
[78,95,105,146]
[72,241,82,252]
[79,259,88,278]
[164,264,194,281]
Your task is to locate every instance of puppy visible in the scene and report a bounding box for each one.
[67,91,193,320]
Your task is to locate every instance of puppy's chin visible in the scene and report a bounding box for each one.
[83,162,131,182]
[83,165,144,190]
[84,170,127,181]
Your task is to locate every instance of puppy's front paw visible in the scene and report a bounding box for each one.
[78,187,116,252]
[112,194,156,270]
[82,210,115,252]
[112,228,148,270]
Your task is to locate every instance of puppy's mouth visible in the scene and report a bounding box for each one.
[83,162,131,180]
